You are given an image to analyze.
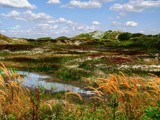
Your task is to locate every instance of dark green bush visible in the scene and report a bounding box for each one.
[54,36,70,42]
[37,37,52,41]
[118,32,132,41]
[131,33,144,38]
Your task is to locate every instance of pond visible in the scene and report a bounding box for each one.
[18,71,93,95]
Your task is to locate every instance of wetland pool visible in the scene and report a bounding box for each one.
[18,71,93,95]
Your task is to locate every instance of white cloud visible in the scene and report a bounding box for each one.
[92,21,100,25]
[63,0,101,8]
[38,24,58,30]
[1,10,27,21]
[1,10,102,38]
[125,21,138,27]
[4,18,99,38]
[0,30,6,33]
[110,0,160,12]
[3,23,97,38]
[62,0,113,8]
[0,0,36,9]
[47,18,75,25]
[2,10,20,17]
[1,10,53,21]
[47,20,56,24]
[56,17,67,22]
[119,12,126,17]
[74,25,86,31]
[67,20,74,24]
[24,11,53,21]
[48,0,61,4]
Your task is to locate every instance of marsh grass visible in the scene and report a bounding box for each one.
[87,72,160,119]
[0,62,31,119]
[0,63,53,120]
[0,62,160,120]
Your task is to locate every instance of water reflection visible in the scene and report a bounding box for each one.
[18,71,93,95]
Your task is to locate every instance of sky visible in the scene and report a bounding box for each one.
[0,0,160,38]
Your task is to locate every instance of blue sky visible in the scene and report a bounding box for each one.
[0,0,160,38]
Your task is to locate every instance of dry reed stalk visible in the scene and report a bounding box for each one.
[87,72,160,119]
[90,96,104,101]
[0,62,31,119]
[65,92,83,101]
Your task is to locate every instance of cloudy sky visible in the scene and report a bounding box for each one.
[0,0,160,38]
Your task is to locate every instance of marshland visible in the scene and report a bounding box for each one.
[0,31,160,120]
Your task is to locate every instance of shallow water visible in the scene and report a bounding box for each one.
[18,71,93,95]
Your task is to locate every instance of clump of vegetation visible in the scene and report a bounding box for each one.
[0,62,31,119]
[72,33,92,40]
[131,33,144,38]
[0,63,160,120]
[57,67,91,81]
[102,30,121,41]
[37,37,53,41]
[87,72,160,119]
[54,36,70,41]
[118,32,132,41]
[145,101,160,120]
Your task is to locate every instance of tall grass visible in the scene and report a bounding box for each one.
[0,62,31,119]
[88,72,160,119]
[0,62,159,119]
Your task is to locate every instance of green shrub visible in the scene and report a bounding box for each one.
[54,36,70,41]
[37,37,52,41]
[57,67,90,81]
[145,101,160,120]
[118,32,132,41]
[131,33,144,38]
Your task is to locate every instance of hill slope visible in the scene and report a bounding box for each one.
[0,34,28,44]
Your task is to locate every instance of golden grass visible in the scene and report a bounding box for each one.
[65,92,83,101]
[0,62,31,119]
[88,72,160,119]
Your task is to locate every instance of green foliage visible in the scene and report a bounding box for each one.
[131,36,160,51]
[116,40,134,48]
[2,114,16,120]
[57,67,90,81]
[118,32,132,41]
[131,33,144,38]
[79,59,102,69]
[37,37,52,41]
[54,36,70,41]
[102,31,121,41]
[145,101,160,120]
[108,94,119,120]
[72,33,92,40]
[115,34,160,52]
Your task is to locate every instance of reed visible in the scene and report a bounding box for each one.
[88,72,160,119]
[65,92,83,101]
[0,62,31,119]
